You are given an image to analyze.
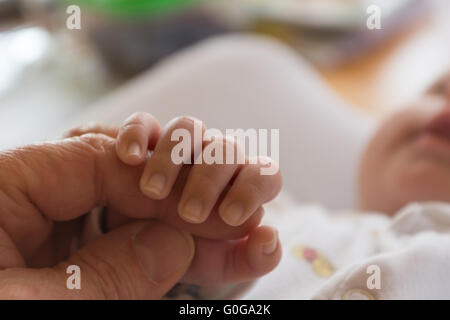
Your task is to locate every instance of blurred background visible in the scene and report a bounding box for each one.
[0,0,449,149]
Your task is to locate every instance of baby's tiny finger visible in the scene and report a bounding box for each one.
[140,116,205,200]
[181,225,281,285]
[241,225,281,280]
[116,112,161,165]
[219,157,282,226]
[178,137,242,224]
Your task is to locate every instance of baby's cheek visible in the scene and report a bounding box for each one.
[393,154,450,199]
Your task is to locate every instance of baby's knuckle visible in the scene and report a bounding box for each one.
[174,116,195,129]
[121,122,145,134]
[169,116,205,133]
[124,112,148,125]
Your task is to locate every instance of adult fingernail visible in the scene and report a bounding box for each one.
[262,229,278,255]
[127,142,141,158]
[145,173,166,196]
[134,222,194,283]
[221,202,244,226]
[181,198,204,223]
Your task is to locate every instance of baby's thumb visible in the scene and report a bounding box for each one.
[0,221,195,299]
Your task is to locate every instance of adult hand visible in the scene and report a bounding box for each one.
[0,134,195,299]
[0,132,279,299]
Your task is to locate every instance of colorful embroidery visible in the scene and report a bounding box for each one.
[342,289,375,300]
[291,245,335,278]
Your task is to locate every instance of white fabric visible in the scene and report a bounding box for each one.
[242,199,450,300]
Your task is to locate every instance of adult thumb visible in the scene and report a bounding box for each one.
[0,220,195,299]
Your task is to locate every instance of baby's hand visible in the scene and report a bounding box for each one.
[114,113,282,228]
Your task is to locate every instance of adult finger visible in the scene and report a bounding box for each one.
[62,124,119,139]
[0,220,194,299]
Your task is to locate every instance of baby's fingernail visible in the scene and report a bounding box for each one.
[221,202,244,226]
[134,222,194,283]
[181,198,204,223]
[262,229,278,255]
[144,173,166,196]
[127,142,141,158]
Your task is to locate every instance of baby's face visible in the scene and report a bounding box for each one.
[359,74,450,214]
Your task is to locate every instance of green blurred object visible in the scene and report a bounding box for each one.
[69,0,204,18]
[58,0,228,76]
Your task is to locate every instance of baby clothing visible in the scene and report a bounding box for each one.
[244,197,450,299]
